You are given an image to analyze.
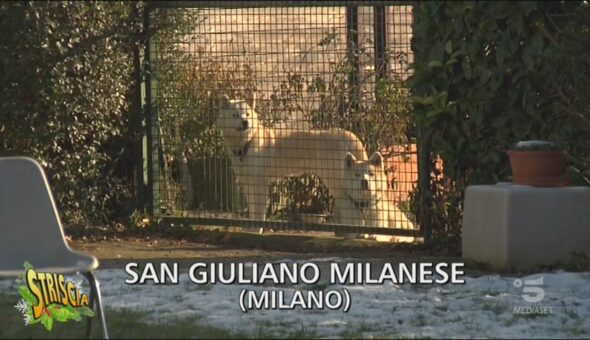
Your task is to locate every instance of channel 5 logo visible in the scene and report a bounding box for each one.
[513,276,544,303]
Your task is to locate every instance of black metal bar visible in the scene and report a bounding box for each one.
[148,1,414,9]
[144,5,158,216]
[374,5,387,85]
[161,216,423,237]
[403,4,430,240]
[132,2,146,211]
[417,128,433,241]
[346,6,359,115]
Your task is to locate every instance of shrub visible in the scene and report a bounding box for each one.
[410,1,590,248]
[0,2,139,226]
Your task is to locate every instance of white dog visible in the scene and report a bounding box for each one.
[216,95,378,227]
[339,151,388,227]
[343,151,418,242]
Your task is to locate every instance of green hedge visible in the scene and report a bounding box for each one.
[0,2,139,226]
[410,1,590,249]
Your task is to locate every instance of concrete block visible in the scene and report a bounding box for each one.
[462,182,590,270]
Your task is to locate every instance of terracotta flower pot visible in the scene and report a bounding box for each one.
[507,149,569,187]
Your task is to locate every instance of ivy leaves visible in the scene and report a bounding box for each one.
[410,1,590,247]
[411,1,590,185]
[0,2,137,226]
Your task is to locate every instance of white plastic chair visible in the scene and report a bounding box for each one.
[0,157,108,338]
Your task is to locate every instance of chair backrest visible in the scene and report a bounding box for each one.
[0,157,72,269]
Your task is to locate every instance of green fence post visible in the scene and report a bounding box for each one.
[144,5,160,217]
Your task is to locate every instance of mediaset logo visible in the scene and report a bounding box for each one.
[14,262,94,331]
[513,276,553,315]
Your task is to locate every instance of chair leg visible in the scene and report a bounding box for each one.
[83,271,109,339]
[85,280,94,339]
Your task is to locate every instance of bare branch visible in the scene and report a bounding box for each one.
[554,84,590,128]
[535,23,559,47]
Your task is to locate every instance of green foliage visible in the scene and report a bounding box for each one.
[410,1,590,248]
[0,1,140,226]
[268,174,334,220]
[305,73,413,154]
[265,49,413,154]
[562,252,590,272]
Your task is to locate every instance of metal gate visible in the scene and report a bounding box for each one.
[142,1,421,238]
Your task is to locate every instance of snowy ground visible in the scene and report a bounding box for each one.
[3,258,590,338]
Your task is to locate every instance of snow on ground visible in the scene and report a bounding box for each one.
[2,258,590,338]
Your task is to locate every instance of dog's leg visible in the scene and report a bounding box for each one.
[360,203,386,241]
[250,183,267,219]
[333,196,361,238]
[331,196,344,225]
[371,202,389,228]
[243,180,268,234]
[242,182,258,218]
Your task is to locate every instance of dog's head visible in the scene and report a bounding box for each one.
[216,94,260,150]
[343,151,387,207]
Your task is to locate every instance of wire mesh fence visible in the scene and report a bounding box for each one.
[145,1,419,237]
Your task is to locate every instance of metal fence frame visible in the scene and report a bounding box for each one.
[139,0,425,238]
